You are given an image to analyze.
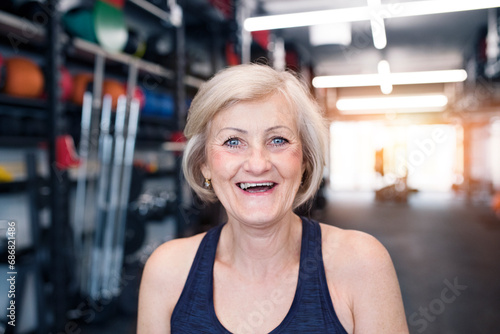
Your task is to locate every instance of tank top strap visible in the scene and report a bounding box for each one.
[296,216,347,334]
[170,224,224,331]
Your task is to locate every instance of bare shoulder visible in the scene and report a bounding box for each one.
[320,223,392,275]
[319,223,409,334]
[145,232,206,280]
[137,232,206,334]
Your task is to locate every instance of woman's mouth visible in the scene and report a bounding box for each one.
[237,182,276,193]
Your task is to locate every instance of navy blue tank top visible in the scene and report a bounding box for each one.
[171,216,348,333]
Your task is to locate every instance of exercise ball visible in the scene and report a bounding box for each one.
[103,79,126,110]
[3,57,44,98]
[72,73,93,105]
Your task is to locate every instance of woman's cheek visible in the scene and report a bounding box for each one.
[275,146,303,178]
[210,148,239,172]
[278,145,303,165]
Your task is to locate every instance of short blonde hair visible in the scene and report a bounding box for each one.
[182,64,328,209]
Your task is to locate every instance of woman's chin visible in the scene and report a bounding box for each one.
[227,206,291,227]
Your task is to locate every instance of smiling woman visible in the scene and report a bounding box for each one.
[137,64,409,334]
[200,94,305,226]
[182,64,327,210]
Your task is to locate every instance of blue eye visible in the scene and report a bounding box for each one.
[271,137,288,146]
[225,138,241,147]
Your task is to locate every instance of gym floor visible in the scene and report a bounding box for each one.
[84,191,500,334]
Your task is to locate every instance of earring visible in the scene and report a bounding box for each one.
[204,178,212,189]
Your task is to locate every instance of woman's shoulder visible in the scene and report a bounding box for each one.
[318,223,409,333]
[144,231,207,283]
[138,231,209,333]
[319,222,393,276]
[318,223,409,332]
[140,232,207,306]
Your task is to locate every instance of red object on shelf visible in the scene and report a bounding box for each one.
[170,131,186,157]
[171,131,186,143]
[208,0,233,19]
[125,84,146,111]
[225,42,239,66]
[100,0,125,9]
[60,66,73,101]
[56,135,80,170]
[41,66,74,101]
[252,30,270,50]
[285,49,299,70]
[133,86,146,110]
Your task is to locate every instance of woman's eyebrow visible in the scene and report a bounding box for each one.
[217,127,248,135]
[266,125,293,133]
[217,125,293,136]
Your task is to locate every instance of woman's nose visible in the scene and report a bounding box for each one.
[243,146,271,174]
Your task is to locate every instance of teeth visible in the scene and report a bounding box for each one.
[238,182,274,190]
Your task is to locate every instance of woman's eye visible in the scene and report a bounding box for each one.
[225,138,241,147]
[271,137,288,146]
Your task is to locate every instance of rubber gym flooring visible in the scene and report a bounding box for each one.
[84,191,500,334]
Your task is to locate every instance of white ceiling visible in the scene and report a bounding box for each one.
[254,0,489,76]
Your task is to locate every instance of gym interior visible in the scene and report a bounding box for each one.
[0,0,499,333]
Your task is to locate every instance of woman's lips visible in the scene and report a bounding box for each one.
[236,182,277,194]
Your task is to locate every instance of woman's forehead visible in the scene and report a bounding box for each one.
[210,96,298,134]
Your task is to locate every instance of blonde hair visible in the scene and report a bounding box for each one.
[182,63,328,209]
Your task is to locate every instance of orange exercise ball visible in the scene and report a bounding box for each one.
[3,57,44,98]
[71,73,93,106]
[103,79,126,110]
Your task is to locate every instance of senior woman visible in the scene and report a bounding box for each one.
[138,64,409,334]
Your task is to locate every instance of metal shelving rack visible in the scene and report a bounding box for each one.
[0,0,199,331]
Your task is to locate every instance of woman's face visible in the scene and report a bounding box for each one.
[202,94,304,226]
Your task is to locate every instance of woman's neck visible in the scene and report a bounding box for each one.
[218,212,303,280]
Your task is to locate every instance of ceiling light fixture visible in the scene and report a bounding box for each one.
[312,69,468,88]
[336,94,449,114]
[244,0,500,32]
[377,60,392,94]
[367,0,387,49]
[309,22,352,46]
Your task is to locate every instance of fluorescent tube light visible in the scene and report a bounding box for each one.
[309,22,352,46]
[367,0,387,49]
[312,69,467,88]
[378,60,392,94]
[371,17,387,49]
[244,7,370,31]
[313,74,380,88]
[336,95,448,113]
[244,0,500,31]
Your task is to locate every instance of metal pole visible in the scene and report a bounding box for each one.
[75,92,93,294]
[88,95,113,299]
[172,1,186,237]
[84,53,106,298]
[238,0,251,64]
[173,3,186,130]
[100,96,127,298]
[110,98,140,295]
[46,0,69,330]
[26,152,47,333]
